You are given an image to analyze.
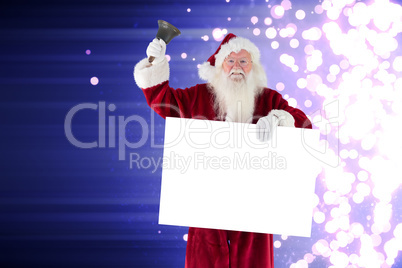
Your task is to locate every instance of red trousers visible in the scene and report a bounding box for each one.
[185,227,274,268]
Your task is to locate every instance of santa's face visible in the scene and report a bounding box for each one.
[222,49,253,81]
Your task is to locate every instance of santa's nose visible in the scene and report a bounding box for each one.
[232,66,243,72]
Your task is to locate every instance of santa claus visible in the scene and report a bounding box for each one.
[134,33,312,268]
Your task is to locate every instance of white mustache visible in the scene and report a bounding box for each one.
[229,69,245,76]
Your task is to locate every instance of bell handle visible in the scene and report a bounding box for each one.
[148,56,155,63]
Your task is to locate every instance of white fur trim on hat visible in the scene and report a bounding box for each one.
[198,36,261,82]
[215,37,261,69]
[134,57,169,89]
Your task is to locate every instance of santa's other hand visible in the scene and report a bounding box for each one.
[256,115,276,142]
[256,110,295,142]
[146,38,166,65]
[267,109,295,127]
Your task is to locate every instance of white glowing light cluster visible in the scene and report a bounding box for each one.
[90,76,99,86]
[212,28,228,41]
[203,0,402,267]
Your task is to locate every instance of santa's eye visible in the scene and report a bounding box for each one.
[226,59,236,65]
[225,58,250,67]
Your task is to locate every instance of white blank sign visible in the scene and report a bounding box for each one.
[159,117,321,237]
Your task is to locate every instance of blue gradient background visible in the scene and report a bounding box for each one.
[1,0,401,267]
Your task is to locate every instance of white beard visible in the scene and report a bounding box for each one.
[209,68,262,123]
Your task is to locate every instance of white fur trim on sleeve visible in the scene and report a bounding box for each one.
[133,57,169,89]
[268,109,295,127]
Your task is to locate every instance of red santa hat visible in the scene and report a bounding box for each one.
[198,33,261,81]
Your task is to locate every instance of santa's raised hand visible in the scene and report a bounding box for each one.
[146,38,166,65]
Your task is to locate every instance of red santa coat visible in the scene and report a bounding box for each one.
[143,80,312,128]
[140,81,311,268]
